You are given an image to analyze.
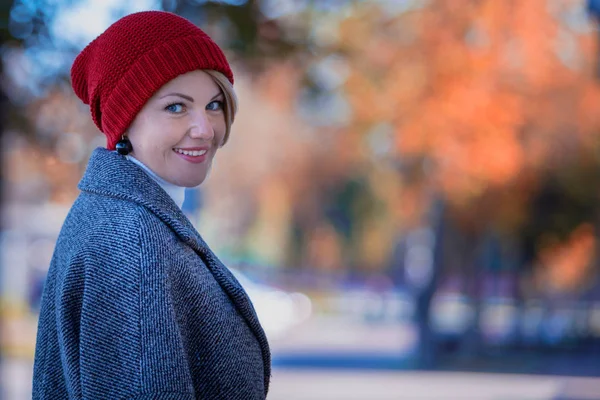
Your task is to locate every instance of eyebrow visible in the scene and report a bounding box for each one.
[159,92,224,102]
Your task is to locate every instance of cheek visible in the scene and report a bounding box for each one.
[213,117,227,143]
[129,114,162,147]
[149,121,179,150]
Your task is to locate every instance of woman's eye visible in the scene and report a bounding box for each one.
[166,103,185,113]
[206,101,224,111]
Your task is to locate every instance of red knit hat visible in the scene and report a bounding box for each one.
[71,11,234,150]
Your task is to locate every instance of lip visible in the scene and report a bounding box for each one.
[173,147,210,164]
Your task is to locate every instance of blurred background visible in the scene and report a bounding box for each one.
[1,0,600,398]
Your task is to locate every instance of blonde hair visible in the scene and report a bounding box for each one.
[204,69,238,146]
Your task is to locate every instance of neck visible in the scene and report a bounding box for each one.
[125,155,186,209]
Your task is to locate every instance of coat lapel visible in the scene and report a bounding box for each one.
[78,148,271,389]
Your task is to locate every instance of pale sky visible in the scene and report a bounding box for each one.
[51,0,163,49]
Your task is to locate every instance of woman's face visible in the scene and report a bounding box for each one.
[127,70,226,187]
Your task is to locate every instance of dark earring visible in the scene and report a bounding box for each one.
[116,136,133,155]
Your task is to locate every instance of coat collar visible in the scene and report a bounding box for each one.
[78,148,271,392]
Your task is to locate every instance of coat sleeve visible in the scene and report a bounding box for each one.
[54,236,196,399]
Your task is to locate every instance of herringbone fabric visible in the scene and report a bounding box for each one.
[32,148,270,399]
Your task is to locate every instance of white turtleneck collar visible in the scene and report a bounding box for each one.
[126,155,186,210]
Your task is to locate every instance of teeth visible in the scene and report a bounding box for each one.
[174,148,207,156]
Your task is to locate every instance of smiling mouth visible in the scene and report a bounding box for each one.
[173,148,208,156]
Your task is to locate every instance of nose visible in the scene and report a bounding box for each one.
[188,110,215,141]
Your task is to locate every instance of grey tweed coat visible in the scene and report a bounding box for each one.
[32,147,271,399]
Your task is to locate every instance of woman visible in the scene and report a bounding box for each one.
[32,10,270,400]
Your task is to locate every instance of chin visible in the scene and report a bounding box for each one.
[177,175,207,188]
[168,165,211,187]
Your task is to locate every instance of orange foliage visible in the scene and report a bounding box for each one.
[337,0,600,216]
[204,0,600,272]
[537,223,596,293]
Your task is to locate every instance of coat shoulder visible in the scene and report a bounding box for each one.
[55,191,180,272]
[60,191,144,250]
